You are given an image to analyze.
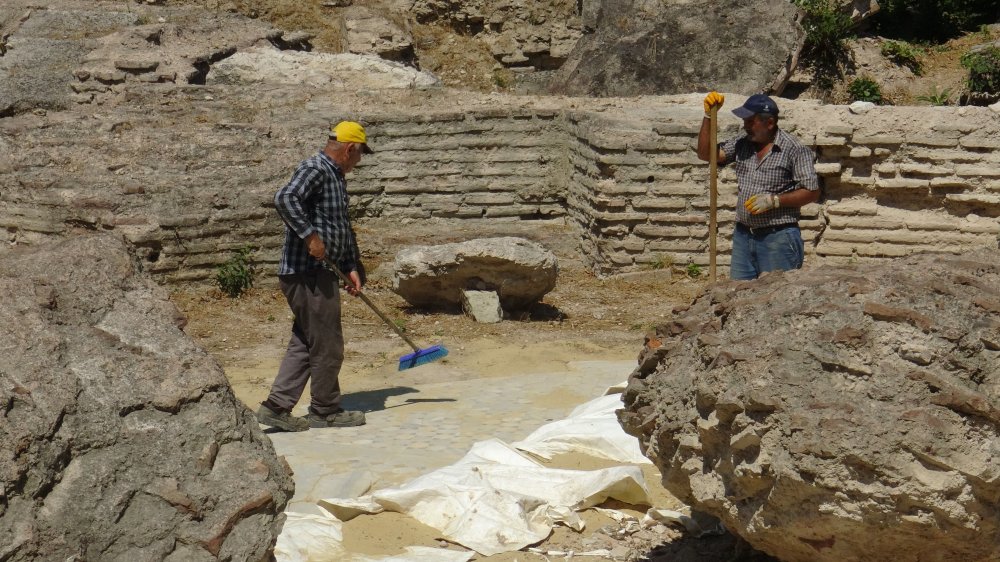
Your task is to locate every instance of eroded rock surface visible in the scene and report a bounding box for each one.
[0,234,294,561]
[392,237,558,310]
[620,250,1000,562]
[548,0,805,96]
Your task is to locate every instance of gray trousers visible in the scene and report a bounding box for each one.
[266,270,344,416]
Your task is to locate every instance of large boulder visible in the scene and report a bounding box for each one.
[0,234,294,561]
[207,48,441,89]
[548,0,805,97]
[392,237,557,310]
[619,250,1000,562]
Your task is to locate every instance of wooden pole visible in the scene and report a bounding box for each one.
[708,105,719,283]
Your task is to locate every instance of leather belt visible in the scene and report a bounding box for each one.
[737,222,795,236]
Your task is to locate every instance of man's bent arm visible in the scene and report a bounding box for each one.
[777,187,820,208]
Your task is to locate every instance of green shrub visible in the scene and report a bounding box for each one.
[793,0,855,84]
[916,86,953,105]
[847,76,884,103]
[874,0,998,41]
[215,246,256,298]
[880,40,924,75]
[961,46,1000,93]
[685,263,702,278]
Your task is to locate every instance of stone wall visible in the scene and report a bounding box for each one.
[2,90,998,283]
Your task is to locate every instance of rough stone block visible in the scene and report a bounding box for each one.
[875,178,930,189]
[814,163,842,175]
[653,123,701,136]
[946,193,1000,205]
[633,225,697,238]
[815,136,847,146]
[461,290,503,323]
[824,125,855,135]
[852,134,904,145]
[956,165,1000,178]
[898,163,954,176]
[631,197,688,211]
[959,137,1000,149]
[906,135,959,147]
[929,177,968,188]
[651,153,704,166]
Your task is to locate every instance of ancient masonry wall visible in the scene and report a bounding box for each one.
[2,100,998,282]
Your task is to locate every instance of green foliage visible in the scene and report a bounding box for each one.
[685,263,702,278]
[646,253,673,271]
[916,86,953,105]
[961,46,1000,93]
[847,76,884,104]
[215,246,256,298]
[492,69,512,90]
[874,0,999,41]
[793,0,855,86]
[880,40,924,75]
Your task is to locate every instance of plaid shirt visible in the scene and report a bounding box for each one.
[720,129,819,229]
[275,151,358,276]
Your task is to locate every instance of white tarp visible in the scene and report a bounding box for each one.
[276,381,660,561]
[320,438,648,556]
[512,387,652,464]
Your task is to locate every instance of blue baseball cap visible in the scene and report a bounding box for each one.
[732,94,779,119]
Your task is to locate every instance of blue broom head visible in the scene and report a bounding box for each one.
[398,344,449,371]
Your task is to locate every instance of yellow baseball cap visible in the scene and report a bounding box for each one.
[329,121,373,153]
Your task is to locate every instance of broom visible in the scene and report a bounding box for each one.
[324,257,449,371]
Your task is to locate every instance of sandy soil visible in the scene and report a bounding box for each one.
[169,218,719,560]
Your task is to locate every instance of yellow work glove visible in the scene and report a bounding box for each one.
[703,91,725,116]
[744,193,780,215]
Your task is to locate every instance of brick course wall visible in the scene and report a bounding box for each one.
[2,93,997,282]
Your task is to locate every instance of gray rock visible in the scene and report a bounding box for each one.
[461,289,504,323]
[620,250,1000,562]
[547,0,805,97]
[392,237,557,310]
[0,36,89,116]
[342,6,417,67]
[0,234,293,561]
[207,48,441,89]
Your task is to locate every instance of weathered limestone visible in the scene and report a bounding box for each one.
[206,48,441,89]
[619,249,1000,562]
[2,84,999,283]
[392,237,558,310]
[0,233,294,561]
[461,289,504,323]
[548,0,805,97]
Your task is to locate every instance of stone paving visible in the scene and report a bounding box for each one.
[265,360,636,515]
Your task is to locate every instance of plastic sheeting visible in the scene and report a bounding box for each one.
[512,385,652,465]
[320,438,647,556]
[276,382,656,561]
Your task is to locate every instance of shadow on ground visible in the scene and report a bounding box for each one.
[342,385,429,412]
[641,531,779,562]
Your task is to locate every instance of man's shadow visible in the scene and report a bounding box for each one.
[342,386,455,413]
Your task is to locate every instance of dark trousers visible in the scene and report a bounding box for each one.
[265,270,344,416]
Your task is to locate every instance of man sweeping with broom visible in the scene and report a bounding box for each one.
[256,121,373,432]
[697,92,820,281]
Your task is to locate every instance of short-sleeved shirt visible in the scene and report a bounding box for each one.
[719,129,819,229]
[274,151,358,276]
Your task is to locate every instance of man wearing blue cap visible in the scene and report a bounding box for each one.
[697,92,820,280]
[257,121,373,431]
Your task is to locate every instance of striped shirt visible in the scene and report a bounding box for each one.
[719,129,819,229]
[274,151,358,276]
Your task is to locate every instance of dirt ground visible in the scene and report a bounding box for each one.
[169,217,723,560]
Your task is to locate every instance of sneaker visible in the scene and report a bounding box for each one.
[306,408,366,428]
[256,404,309,432]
